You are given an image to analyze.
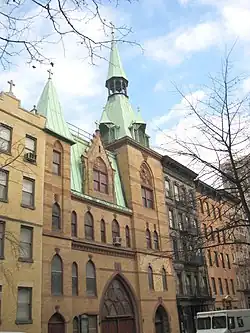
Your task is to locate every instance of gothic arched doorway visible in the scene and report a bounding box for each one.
[155,305,170,333]
[48,312,65,333]
[100,276,137,333]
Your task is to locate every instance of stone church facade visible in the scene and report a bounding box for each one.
[0,37,180,333]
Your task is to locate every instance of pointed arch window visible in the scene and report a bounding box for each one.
[84,212,94,240]
[153,231,159,250]
[72,262,78,296]
[51,255,63,295]
[146,228,152,249]
[86,260,97,296]
[73,317,79,333]
[148,265,154,290]
[100,219,106,243]
[140,162,154,209]
[52,203,61,231]
[112,219,120,238]
[71,211,77,237]
[125,226,131,248]
[162,267,167,291]
[93,157,108,194]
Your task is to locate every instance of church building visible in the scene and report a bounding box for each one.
[0,38,180,332]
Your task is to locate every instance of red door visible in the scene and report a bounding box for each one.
[101,318,134,333]
[48,322,65,333]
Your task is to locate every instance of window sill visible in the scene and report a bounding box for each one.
[18,258,34,263]
[15,319,33,325]
[21,204,35,210]
[85,294,98,299]
[0,198,8,203]
[0,256,5,260]
[23,158,37,165]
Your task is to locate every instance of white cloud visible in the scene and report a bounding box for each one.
[153,80,165,92]
[145,0,250,65]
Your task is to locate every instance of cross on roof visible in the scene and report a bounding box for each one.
[47,69,53,79]
[7,80,15,95]
[110,22,115,40]
[95,120,99,129]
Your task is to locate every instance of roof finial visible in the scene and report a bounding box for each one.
[47,69,53,80]
[7,79,15,95]
[95,120,99,129]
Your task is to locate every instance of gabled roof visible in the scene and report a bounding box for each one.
[37,78,75,144]
[106,39,128,82]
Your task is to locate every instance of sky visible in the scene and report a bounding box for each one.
[1,0,250,156]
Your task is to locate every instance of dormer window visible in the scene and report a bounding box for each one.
[93,157,108,194]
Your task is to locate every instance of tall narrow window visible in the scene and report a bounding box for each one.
[162,267,167,290]
[100,219,106,243]
[165,179,171,197]
[19,226,33,261]
[71,211,77,237]
[218,207,222,220]
[25,135,36,155]
[0,285,2,322]
[84,212,94,240]
[211,277,217,294]
[230,279,235,294]
[225,279,229,295]
[72,262,78,296]
[148,265,154,290]
[153,231,159,250]
[174,184,180,201]
[173,238,179,260]
[112,219,120,239]
[93,157,108,194]
[86,261,96,296]
[140,162,154,209]
[214,251,219,267]
[52,203,61,231]
[51,255,63,295]
[221,253,225,268]
[73,317,79,333]
[218,278,223,295]
[16,287,32,323]
[22,177,35,208]
[88,315,98,333]
[146,229,152,249]
[208,250,213,266]
[125,226,131,247]
[178,213,183,230]
[0,170,8,202]
[205,201,210,216]
[52,150,61,175]
[0,123,12,153]
[0,222,4,258]
[226,254,231,269]
[169,209,174,229]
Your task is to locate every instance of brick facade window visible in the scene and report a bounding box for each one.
[153,231,159,250]
[140,162,154,209]
[84,212,94,240]
[72,262,78,296]
[100,219,106,243]
[0,170,8,202]
[148,265,154,290]
[146,228,152,249]
[86,260,96,296]
[19,226,33,261]
[162,268,167,290]
[52,150,61,175]
[93,157,108,194]
[71,211,77,237]
[112,219,120,239]
[16,287,32,323]
[51,254,63,295]
[0,123,12,153]
[22,177,35,208]
[125,226,131,248]
[52,203,61,231]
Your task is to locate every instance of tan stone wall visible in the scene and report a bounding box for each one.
[0,93,45,333]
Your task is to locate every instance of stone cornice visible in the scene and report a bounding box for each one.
[72,240,135,259]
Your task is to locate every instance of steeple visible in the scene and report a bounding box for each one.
[37,75,75,145]
[100,34,149,147]
[105,29,128,97]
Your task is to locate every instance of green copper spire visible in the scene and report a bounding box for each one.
[106,33,128,84]
[100,38,149,147]
[37,76,75,144]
